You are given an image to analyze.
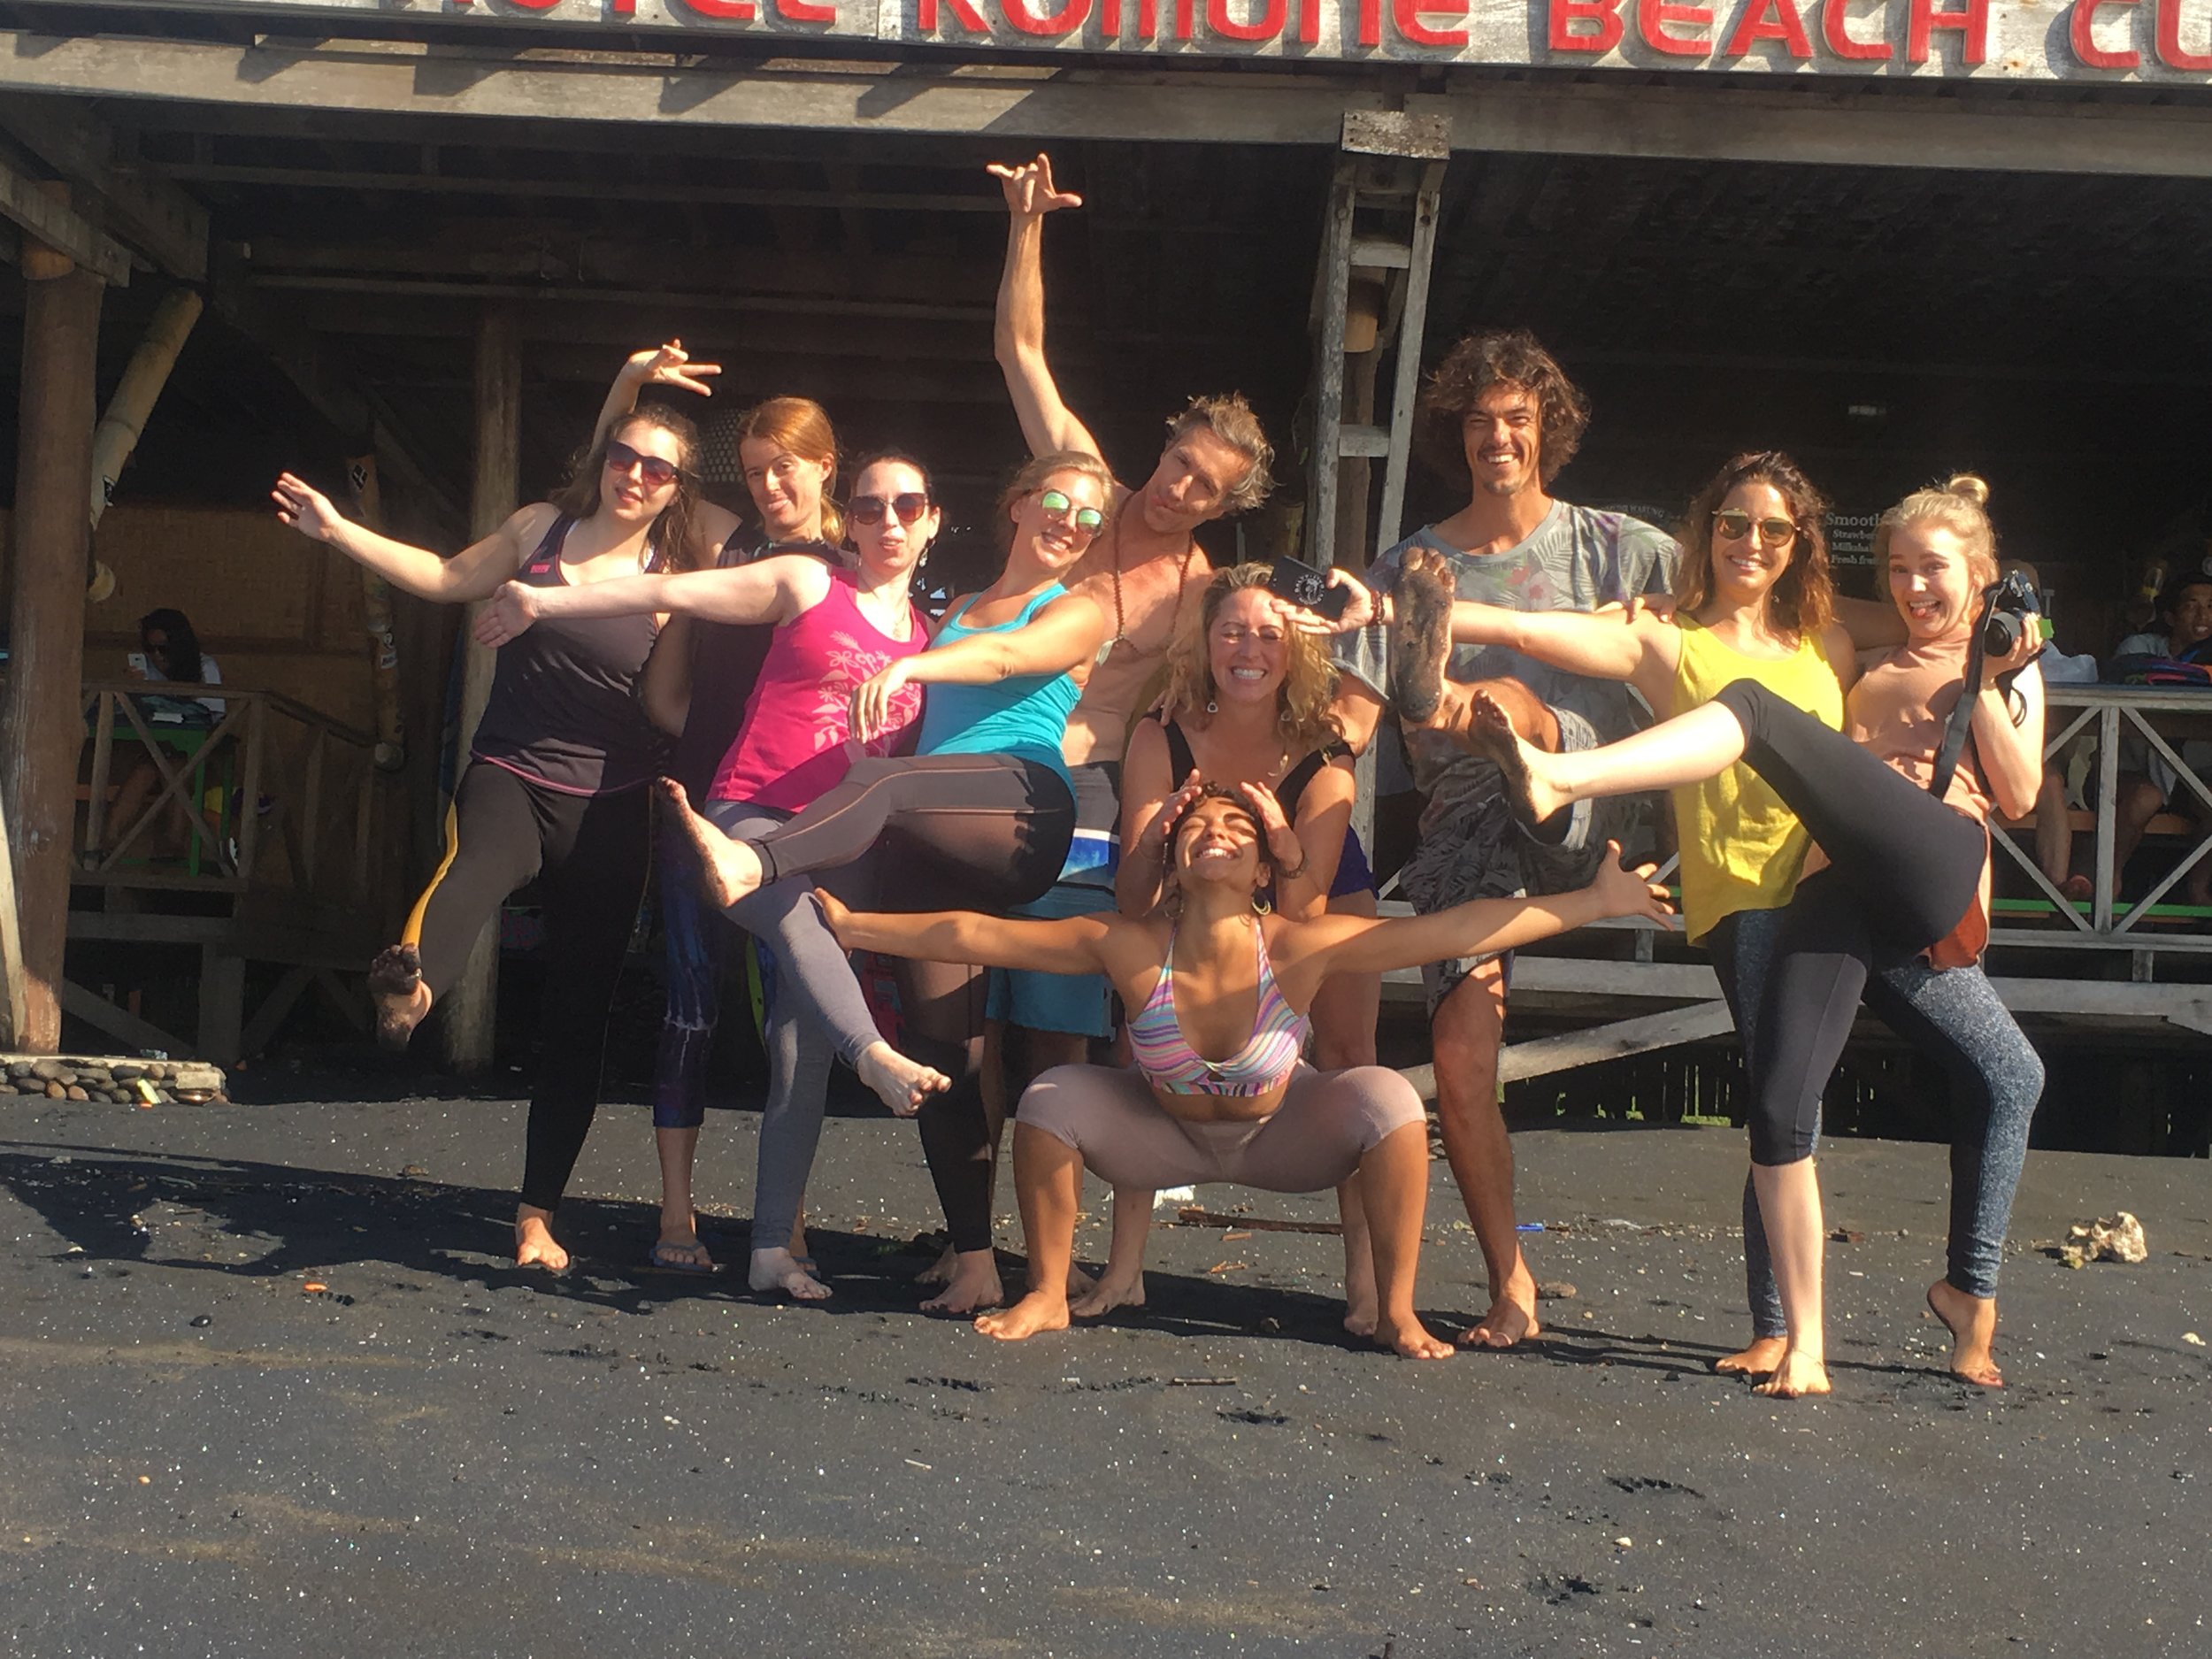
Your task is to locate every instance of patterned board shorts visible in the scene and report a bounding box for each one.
[1398,703,1647,1018]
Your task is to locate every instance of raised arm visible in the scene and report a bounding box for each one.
[473,554,830,648]
[273,473,535,603]
[1450,601,1680,710]
[987,154,1104,461]
[1273,844,1671,995]
[591,341,721,450]
[1970,649,2048,820]
[1116,718,1196,917]
[818,890,1116,976]
[1269,763,1352,924]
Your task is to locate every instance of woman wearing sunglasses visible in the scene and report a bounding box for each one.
[480,449,945,1298]
[272,405,701,1273]
[814,787,1671,1357]
[1410,467,2046,1397]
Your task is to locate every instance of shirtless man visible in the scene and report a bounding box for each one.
[1333,328,1679,1349]
[973,154,1274,1262]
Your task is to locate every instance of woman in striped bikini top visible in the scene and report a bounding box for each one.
[1125,914,1310,1098]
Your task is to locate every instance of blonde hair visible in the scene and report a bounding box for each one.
[734,396,842,543]
[1166,394,1274,514]
[1161,564,1341,751]
[995,450,1118,550]
[1874,472,1999,588]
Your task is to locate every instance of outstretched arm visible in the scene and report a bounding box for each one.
[818,891,1117,976]
[1448,601,1680,710]
[987,154,1103,460]
[473,555,829,647]
[1836,595,1909,651]
[1275,844,1671,991]
[849,592,1108,741]
[273,473,534,603]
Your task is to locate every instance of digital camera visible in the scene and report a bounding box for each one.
[1979,568,2044,658]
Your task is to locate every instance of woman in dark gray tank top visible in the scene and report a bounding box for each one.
[273,403,701,1275]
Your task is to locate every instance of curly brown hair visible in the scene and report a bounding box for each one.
[1673,451,1835,640]
[1160,564,1341,752]
[1166,393,1274,514]
[550,405,702,572]
[1411,328,1591,489]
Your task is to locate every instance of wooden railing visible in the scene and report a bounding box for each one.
[78,680,384,909]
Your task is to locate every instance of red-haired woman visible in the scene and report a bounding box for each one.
[272,401,701,1272]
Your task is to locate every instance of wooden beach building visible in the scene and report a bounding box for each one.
[2,1,2209,1144]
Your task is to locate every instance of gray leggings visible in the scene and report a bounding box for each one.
[1709,905,2044,1325]
[701,799,884,1251]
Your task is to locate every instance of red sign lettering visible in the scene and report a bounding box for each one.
[1639,0,1716,52]
[2070,0,2141,67]
[1550,0,1627,49]
[1007,0,1092,30]
[918,0,989,28]
[676,0,759,18]
[1395,0,1471,43]
[2158,0,2212,66]
[1209,0,1287,39]
[1725,0,1815,54]
[1296,0,1323,42]
[1907,0,1988,62]
[1821,0,1894,57]
[773,0,836,19]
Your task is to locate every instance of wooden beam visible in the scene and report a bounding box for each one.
[3,259,105,1050]
[7,30,2212,179]
[0,786,29,1048]
[0,159,129,285]
[439,304,520,1075]
[0,96,207,280]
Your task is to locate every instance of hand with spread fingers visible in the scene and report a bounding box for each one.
[987,152,1083,219]
[271,472,345,543]
[1589,841,1676,926]
[849,658,916,746]
[1236,778,1306,884]
[474,581,543,648]
[619,339,722,399]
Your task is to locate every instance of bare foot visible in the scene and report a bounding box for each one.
[915,1240,956,1286]
[658,779,764,907]
[1390,547,1456,725]
[1465,691,1568,827]
[975,1289,1070,1342]
[750,1246,832,1301]
[856,1041,950,1118]
[1376,1310,1456,1360]
[1715,1335,1788,1376]
[514,1206,569,1273]
[367,943,430,1053]
[1926,1279,2003,1387]
[1463,1266,1542,1349]
[920,1249,1003,1315]
[1065,1262,1098,1300]
[1342,1298,1379,1340]
[1071,1271,1146,1318]
[1753,1346,1832,1398]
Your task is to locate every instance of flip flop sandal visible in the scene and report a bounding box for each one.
[646,1240,719,1276]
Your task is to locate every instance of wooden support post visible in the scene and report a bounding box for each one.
[439,306,520,1073]
[345,452,408,771]
[197,946,246,1065]
[2,223,104,1052]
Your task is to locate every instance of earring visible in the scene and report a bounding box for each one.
[1278,705,1294,730]
[1206,699,1218,715]
[1251,889,1272,917]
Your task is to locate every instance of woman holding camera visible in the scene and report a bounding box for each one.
[1415,472,2046,1397]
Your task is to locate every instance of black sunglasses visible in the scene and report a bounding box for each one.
[1712,510,1796,546]
[849,492,932,527]
[606,439,681,489]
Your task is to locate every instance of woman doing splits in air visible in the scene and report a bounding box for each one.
[271,406,700,1271]
[1456,475,2047,1396]
[819,788,1673,1358]
[478,451,946,1299]
[662,450,1115,1314]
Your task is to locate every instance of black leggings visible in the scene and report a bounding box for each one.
[1709,681,1988,1167]
[408,762,650,1211]
[747,752,1078,1255]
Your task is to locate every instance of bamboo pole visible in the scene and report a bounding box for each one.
[2,218,104,1050]
[90,288,202,531]
[439,306,520,1073]
[345,451,407,772]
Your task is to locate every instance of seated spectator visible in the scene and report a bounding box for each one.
[93,608,226,860]
[2100,572,2212,906]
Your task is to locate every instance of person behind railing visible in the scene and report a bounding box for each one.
[273,403,700,1274]
[1422,473,2047,1397]
[2097,570,2212,909]
[93,607,227,861]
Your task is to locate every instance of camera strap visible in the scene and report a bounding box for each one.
[1928,596,1994,802]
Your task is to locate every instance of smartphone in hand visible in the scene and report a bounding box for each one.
[1267,555,1351,623]
[126,651,149,676]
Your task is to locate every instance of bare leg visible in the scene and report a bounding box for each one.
[2110,773,2164,882]
[1431,963,1540,1348]
[660,780,764,907]
[1071,1183,1152,1317]
[975,1122,1079,1341]
[1464,690,1747,828]
[1926,1279,2002,1386]
[1336,1174,1379,1339]
[2031,770,2082,894]
[1425,675,1561,754]
[1313,890,1382,1336]
[1359,1121,1455,1360]
[653,1125,714,1270]
[1749,1160,1832,1398]
[514,1203,568,1272]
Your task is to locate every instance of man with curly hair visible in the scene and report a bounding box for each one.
[975,152,1278,1197]
[1333,327,1679,1349]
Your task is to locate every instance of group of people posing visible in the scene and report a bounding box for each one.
[271,154,2048,1394]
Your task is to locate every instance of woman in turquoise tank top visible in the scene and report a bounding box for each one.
[664,449,1114,1317]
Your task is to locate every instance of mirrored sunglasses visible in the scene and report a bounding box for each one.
[1039,488,1105,534]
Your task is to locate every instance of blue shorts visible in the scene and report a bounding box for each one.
[1332,826,1376,899]
[986,879,1119,1039]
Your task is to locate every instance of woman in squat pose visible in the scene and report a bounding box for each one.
[1100,563,1385,1327]
[478,451,946,1298]
[818,788,1671,1357]
[663,450,1115,1314]
[271,405,700,1271]
[1456,474,2046,1396]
